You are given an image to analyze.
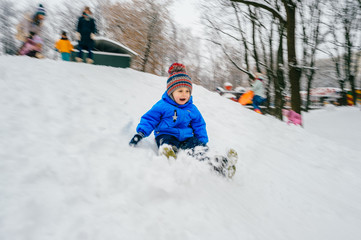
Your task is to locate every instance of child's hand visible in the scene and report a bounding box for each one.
[129,132,144,147]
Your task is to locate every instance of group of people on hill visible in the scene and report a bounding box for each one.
[16,4,97,63]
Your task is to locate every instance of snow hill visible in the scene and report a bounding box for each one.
[1,56,361,240]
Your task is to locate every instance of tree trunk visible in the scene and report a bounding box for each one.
[275,24,286,120]
[141,14,158,72]
[285,5,302,114]
[231,3,251,72]
[305,69,315,111]
[249,7,261,73]
[350,75,356,105]
[230,0,302,114]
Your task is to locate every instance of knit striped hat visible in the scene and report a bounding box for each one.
[36,4,46,16]
[167,63,192,97]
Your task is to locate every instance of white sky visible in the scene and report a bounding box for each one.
[14,0,202,30]
[171,0,202,29]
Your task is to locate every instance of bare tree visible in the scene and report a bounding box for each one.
[231,0,303,114]
[202,1,255,80]
[326,0,361,105]
[56,2,85,42]
[231,2,251,72]
[104,0,173,75]
[0,0,17,55]
[202,0,287,119]
[299,0,324,111]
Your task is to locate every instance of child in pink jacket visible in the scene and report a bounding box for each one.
[19,33,44,58]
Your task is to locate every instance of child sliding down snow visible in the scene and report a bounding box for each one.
[18,32,44,59]
[129,63,237,178]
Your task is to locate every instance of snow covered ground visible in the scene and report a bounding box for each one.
[0,56,360,240]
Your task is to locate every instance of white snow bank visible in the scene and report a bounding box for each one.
[0,56,360,240]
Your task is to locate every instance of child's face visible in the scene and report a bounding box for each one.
[38,14,45,21]
[172,87,191,105]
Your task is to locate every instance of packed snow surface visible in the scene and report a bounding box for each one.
[1,56,360,240]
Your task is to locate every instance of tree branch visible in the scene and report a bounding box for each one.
[204,38,255,79]
[230,0,286,23]
[204,18,242,42]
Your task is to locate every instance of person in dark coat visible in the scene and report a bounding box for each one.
[75,6,97,64]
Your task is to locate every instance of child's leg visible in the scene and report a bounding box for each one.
[155,135,181,159]
[179,137,209,161]
[61,52,70,61]
[87,46,93,59]
[26,50,37,57]
[179,136,206,150]
[155,135,180,149]
[252,95,261,111]
[77,45,83,59]
[252,95,266,113]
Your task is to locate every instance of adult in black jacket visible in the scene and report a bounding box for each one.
[75,7,97,64]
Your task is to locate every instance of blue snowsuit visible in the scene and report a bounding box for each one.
[136,91,208,149]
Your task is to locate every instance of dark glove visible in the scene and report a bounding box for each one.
[129,132,144,147]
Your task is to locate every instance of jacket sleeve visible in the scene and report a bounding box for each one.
[69,41,74,51]
[54,40,60,50]
[190,106,208,144]
[136,102,163,137]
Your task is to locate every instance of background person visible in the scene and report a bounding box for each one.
[75,6,97,64]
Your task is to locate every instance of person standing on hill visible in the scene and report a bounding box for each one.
[55,31,73,61]
[75,6,97,64]
[251,75,267,114]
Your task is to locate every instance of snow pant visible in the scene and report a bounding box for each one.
[156,134,209,161]
[61,52,70,61]
[77,44,93,59]
[155,135,206,150]
[252,95,266,111]
[156,135,230,176]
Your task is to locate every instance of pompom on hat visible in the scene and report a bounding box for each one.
[166,63,192,97]
[36,4,46,16]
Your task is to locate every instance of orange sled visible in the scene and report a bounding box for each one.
[238,90,254,105]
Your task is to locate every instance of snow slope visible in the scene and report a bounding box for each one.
[1,56,361,240]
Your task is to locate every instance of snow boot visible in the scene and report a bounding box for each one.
[75,57,83,62]
[225,148,238,178]
[254,109,262,114]
[86,58,94,64]
[227,148,238,165]
[159,144,177,160]
[211,148,238,179]
[35,52,44,59]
